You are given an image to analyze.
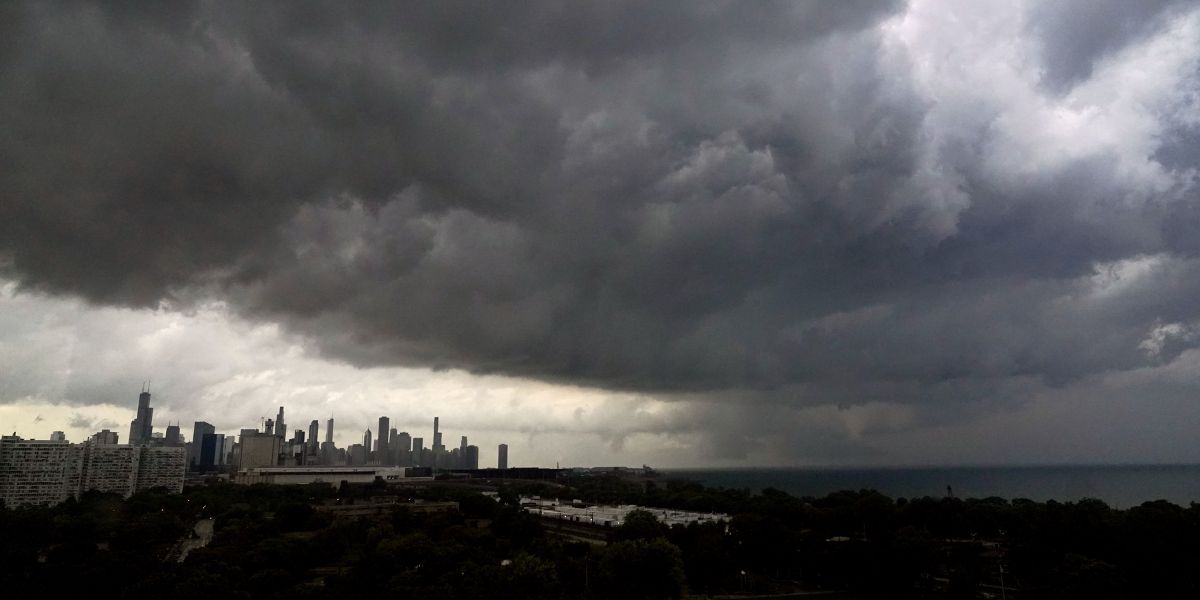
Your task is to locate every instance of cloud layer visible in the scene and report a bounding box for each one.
[3,1,1200,463]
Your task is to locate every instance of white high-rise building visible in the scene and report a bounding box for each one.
[135,446,186,493]
[0,435,185,508]
[0,436,74,507]
[78,443,139,496]
[73,442,186,498]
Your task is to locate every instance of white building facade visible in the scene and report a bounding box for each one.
[0,435,185,508]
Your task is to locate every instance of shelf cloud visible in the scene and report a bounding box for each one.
[2,1,1200,464]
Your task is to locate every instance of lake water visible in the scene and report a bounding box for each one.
[660,465,1200,508]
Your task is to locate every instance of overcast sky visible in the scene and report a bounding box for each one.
[3,0,1200,467]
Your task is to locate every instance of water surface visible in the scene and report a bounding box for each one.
[661,465,1200,507]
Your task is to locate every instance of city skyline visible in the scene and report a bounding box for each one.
[2,385,506,505]
[0,374,534,465]
[119,387,509,470]
[4,1,1200,468]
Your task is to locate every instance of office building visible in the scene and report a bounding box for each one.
[190,422,215,469]
[128,386,155,445]
[320,440,338,465]
[285,431,307,466]
[498,444,508,469]
[238,430,282,469]
[362,429,372,458]
[411,437,424,465]
[465,445,479,470]
[199,433,225,470]
[308,420,320,452]
[275,406,286,437]
[325,418,334,443]
[395,431,412,466]
[91,430,119,445]
[376,417,390,465]
[164,424,182,446]
[347,443,366,466]
[221,436,236,466]
[49,431,66,442]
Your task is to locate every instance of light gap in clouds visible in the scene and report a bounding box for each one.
[0,281,704,467]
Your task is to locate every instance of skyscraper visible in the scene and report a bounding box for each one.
[164,424,182,446]
[363,428,372,454]
[199,433,225,470]
[325,418,334,443]
[189,422,215,469]
[238,430,282,468]
[465,445,479,470]
[348,443,366,465]
[308,420,320,452]
[433,416,442,449]
[498,444,508,469]
[274,406,286,437]
[128,385,154,445]
[396,431,412,465]
[412,437,424,465]
[377,417,390,465]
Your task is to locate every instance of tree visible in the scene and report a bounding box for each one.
[497,485,520,506]
[616,509,667,541]
[596,538,686,600]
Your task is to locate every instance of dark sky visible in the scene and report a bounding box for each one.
[2,1,1200,466]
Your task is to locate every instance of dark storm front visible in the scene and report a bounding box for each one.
[666,465,1200,507]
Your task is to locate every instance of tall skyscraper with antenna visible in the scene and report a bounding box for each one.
[128,383,154,446]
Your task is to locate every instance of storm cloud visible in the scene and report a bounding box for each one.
[2,0,1200,440]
